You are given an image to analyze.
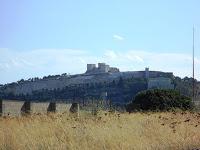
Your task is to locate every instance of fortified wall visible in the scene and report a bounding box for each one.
[148,77,174,89]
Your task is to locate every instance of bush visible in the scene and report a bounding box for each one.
[126,89,193,112]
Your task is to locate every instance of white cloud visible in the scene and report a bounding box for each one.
[104,50,118,59]
[103,50,200,79]
[113,34,124,41]
[0,48,199,84]
[0,48,96,84]
[104,50,144,63]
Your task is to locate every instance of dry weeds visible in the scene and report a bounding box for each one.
[0,111,200,150]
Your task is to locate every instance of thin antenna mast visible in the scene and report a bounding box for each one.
[193,26,195,102]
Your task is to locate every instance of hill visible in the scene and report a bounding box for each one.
[0,63,199,104]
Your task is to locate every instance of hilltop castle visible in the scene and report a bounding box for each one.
[86,63,120,74]
[0,62,174,100]
[86,63,155,79]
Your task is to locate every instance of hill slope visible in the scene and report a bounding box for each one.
[0,71,199,104]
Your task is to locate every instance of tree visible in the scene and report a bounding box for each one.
[118,77,124,87]
[126,89,193,112]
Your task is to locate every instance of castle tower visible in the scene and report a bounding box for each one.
[98,63,110,73]
[87,64,96,72]
[145,67,149,79]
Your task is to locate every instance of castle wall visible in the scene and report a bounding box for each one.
[149,71,173,78]
[109,67,119,73]
[121,71,145,78]
[148,77,174,89]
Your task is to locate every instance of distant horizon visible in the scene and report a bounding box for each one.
[1,1,200,84]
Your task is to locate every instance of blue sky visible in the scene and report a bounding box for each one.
[0,0,200,84]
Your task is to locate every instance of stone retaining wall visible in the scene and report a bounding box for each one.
[56,103,72,113]
[0,100,78,117]
[0,100,24,116]
[30,102,51,114]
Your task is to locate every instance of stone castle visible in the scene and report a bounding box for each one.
[86,63,173,80]
[86,63,119,74]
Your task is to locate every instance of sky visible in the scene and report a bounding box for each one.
[0,0,200,84]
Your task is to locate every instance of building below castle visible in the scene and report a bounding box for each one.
[148,77,174,89]
[86,63,120,74]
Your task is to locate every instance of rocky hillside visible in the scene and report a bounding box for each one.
[0,71,199,104]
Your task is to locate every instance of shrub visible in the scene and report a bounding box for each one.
[126,89,193,112]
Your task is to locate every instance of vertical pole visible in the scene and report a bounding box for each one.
[193,26,195,102]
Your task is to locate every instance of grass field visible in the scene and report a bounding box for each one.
[0,111,200,150]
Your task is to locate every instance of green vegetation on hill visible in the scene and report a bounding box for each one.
[0,77,147,104]
[1,75,199,106]
[126,89,193,112]
[173,76,200,98]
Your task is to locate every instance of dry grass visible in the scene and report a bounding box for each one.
[0,111,200,150]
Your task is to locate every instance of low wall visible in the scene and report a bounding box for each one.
[0,100,25,116]
[56,103,72,113]
[194,101,200,109]
[0,100,78,117]
[30,102,50,114]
